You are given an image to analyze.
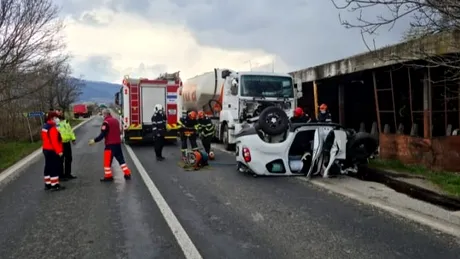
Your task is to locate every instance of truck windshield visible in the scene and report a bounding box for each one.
[240,75,294,98]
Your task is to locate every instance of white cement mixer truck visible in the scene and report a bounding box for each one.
[177,69,303,150]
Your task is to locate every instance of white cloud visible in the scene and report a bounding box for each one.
[63,8,283,82]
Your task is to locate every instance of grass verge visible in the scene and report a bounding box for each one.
[0,119,84,172]
[369,159,460,197]
[0,141,42,171]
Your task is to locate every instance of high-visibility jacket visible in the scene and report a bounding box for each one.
[197,116,215,137]
[42,120,63,154]
[57,119,76,143]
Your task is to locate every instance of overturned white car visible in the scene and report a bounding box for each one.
[235,106,378,178]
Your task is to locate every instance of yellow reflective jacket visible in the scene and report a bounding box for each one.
[57,120,76,143]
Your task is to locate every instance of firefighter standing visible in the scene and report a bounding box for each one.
[88,109,132,182]
[290,107,310,123]
[317,103,332,122]
[57,113,77,180]
[197,111,215,156]
[42,111,65,191]
[151,104,167,161]
[178,111,199,159]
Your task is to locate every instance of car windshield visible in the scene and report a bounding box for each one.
[240,75,294,98]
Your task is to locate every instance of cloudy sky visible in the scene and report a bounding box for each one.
[56,0,409,83]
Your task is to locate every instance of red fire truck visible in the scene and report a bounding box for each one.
[115,72,181,144]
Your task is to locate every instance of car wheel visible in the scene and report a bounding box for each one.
[346,132,379,161]
[257,106,289,136]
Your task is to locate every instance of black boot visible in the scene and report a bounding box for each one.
[44,184,52,191]
[124,174,131,180]
[100,177,114,182]
[156,156,165,161]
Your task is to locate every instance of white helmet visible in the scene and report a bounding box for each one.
[154,104,164,113]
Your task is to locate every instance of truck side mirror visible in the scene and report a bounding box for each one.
[221,70,231,79]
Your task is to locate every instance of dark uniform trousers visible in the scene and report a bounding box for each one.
[181,133,198,150]
[201,136,212,153]
[44,150,62,181]
[154,136,165,157]
[61,142,72,177]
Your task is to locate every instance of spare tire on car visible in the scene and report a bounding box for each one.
[255,106,289,136]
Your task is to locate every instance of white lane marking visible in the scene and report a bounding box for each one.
[124,144,203,259]
[0,117,95,184]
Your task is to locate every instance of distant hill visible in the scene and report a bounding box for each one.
[78,80,120,104]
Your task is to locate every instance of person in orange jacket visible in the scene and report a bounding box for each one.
[41,111,65,191]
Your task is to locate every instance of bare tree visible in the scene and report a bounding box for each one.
[55,66,85,113]
[0,0,68,106]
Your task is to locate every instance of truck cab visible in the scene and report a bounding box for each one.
[218,69,302,150]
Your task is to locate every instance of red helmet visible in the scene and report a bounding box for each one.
[294,107,303,117]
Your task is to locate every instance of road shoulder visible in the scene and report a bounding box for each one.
[0,117,94,185]
[302,176,460,237]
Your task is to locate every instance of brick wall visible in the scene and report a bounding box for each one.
[379,134,460,172]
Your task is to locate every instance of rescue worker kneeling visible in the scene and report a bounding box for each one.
[290,107,310,123]
[151,104,167,161]
[178,111,199,160]
[42,111,65,191]
[88,109,132,182]
[196,111,215,159]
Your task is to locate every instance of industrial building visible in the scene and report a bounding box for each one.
[289,30,460,171]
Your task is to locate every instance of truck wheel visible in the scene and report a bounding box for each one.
[223,124,235,151]
[257,106,289,136]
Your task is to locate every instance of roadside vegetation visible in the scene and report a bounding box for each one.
[0,0,86,173]
[0,115,84,172]
[369,159,460,197]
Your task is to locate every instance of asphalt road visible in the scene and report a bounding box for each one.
[1,117,460,259]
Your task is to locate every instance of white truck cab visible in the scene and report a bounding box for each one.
[178,68,303,151]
